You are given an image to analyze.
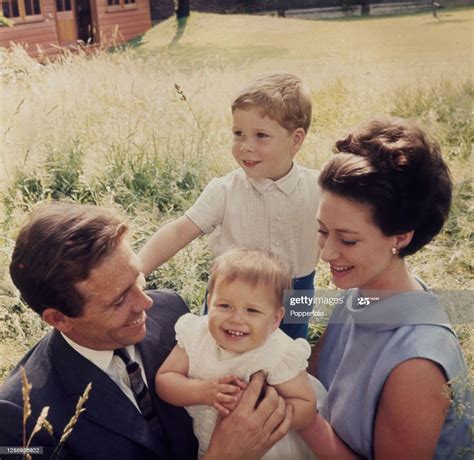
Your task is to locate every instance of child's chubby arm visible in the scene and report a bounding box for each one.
[273,371,316,431]
[138,215,203,275]
[155,345,246,416]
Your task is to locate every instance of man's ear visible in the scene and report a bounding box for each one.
[272,306,285,331]
[394,230,414,251]
[42,308,73,332]
[291,128,306,154]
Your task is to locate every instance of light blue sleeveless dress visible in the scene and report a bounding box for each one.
[317,283,472,459]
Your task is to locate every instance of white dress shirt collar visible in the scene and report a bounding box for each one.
[248,162,300,196]
[60,332,136,372]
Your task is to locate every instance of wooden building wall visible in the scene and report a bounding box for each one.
[95,0,150,44]
[0,0,151,57]
[0,0,60,56]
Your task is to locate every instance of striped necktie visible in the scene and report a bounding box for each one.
[114,348,163,434]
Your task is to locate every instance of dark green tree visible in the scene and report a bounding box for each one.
[176,0,190,19]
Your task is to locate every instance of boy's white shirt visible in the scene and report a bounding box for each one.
[185,162,321,278]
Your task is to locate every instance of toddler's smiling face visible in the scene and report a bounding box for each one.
[207,277,284,354]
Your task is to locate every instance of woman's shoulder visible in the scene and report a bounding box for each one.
[411,323,468,378]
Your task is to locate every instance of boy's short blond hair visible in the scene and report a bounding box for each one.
[208,248,292,307]
[231,73,312,134]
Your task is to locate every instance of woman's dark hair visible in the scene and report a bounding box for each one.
[10,202,128,317]
[319,118,452,257]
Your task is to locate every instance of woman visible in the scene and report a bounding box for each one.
[301,119,472,459]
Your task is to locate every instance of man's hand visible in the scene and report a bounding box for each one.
[203,372,293,460]
[203,374,246,416]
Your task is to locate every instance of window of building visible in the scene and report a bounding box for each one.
[107,0,136,10]
[2,0,20,17]
[56,0,72,12]
[2,0,42,19]
[24,0,40,14]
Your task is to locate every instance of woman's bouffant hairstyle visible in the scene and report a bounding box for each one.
[10,202,128,317]
[319,119,452,257]
[208,248,292,306]
[231,72,312,134]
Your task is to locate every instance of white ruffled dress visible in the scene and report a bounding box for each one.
[175,313,320,459]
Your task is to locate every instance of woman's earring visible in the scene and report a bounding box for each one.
[391,247,398,255]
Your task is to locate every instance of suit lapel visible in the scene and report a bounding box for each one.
[49,330,167,457]
[137,312,173,426]
[139,312,167,388]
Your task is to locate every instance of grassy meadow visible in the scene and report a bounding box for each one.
[0,8,473,381]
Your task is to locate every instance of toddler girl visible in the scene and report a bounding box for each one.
[155,248,324,459]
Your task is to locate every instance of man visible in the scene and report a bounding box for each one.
[0,203,292,459]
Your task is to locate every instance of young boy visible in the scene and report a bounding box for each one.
[139,72,320,339]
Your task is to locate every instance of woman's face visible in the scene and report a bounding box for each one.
[316,191,400,291]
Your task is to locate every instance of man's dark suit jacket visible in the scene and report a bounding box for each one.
[0,290,198,459]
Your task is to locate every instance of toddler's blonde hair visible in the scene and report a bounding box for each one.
[208,248,292,307]
[232,72,312,134]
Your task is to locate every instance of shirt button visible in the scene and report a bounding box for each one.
[274,242,280,247]
[275,216,281,221]
[273,193,278,198]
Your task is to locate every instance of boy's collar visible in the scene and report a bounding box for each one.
[248,162,300,196]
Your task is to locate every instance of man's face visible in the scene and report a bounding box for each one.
[63,239,153,350]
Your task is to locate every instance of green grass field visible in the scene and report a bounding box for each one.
[139,9,473,76]
[0,8,472,381]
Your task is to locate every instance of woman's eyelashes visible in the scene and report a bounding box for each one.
[318,228,358,246]
[341,239,358,246]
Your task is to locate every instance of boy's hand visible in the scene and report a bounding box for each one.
[204,374,246,416]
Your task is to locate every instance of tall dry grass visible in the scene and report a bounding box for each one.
[0,11,472,379]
